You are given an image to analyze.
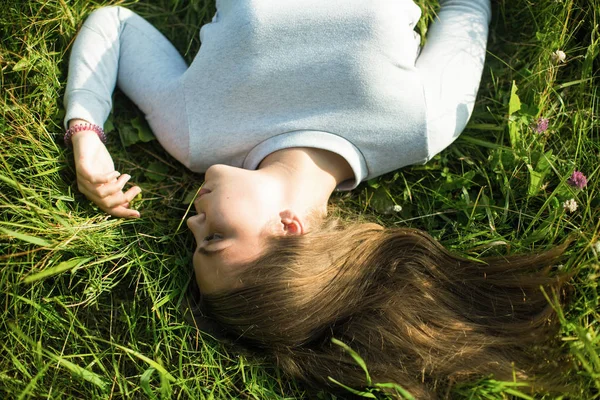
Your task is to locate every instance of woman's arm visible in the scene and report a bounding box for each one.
[416,0,492,157]
[64,6,189,217]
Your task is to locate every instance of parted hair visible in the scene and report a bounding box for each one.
[193,218,573,399]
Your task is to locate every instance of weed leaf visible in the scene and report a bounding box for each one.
[24,257,93,283]
[140,368,159,400]
[508,81,522,148]
[374,382,416,400]
[331,338,372,385]
[327,377,377,398]
[0,228,53,247]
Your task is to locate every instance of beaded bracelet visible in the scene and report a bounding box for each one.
[64,123,107,147]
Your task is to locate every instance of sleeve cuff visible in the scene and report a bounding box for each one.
[63,89,111,130]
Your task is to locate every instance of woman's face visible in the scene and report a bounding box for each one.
[187,164,282,294]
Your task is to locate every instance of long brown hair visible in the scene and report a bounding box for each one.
[196,218,573,399]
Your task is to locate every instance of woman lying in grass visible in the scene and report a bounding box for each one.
[64,0,573,397]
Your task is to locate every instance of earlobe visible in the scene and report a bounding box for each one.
[280,210,304,236]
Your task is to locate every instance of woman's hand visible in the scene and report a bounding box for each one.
[70,119,141,218]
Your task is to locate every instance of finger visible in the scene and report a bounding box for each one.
[77,169,120,185]
[78,174,133,204]
[78,183,126,209]
[77,176,116,201]
[77,183,98,203]
[123,185,142,201]
[99,185,142,209]
[78,184,115,211]
[104,188,141,218]
[78,185,141,218]
[95,174,131,198]
[106,205,141,219]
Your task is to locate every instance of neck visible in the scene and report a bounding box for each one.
[258,148,354,219]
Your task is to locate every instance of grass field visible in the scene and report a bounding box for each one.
[1,0,599,398]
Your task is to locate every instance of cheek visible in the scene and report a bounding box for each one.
[193,253,214,293]
[192,252,202,281]
[213,198,251,231]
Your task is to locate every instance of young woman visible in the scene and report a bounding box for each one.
[65,0,572,397]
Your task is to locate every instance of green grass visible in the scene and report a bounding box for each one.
[1,0,598,398]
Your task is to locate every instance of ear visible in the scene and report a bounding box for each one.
[279,210,304,236]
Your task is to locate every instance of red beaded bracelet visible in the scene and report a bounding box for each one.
[64,123,107,147]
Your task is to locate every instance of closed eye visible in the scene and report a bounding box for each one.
[203,233,223,242]
[197,246,226,256]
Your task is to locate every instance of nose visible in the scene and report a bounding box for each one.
[186,212,206,230]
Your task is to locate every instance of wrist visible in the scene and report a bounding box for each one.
[71,129,102,146]
[65,120,106,147]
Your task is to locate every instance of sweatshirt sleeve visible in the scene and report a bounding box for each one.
[415,0,491,158]
[63,8,122,129]
[63,7,188,131]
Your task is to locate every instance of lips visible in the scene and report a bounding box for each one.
[197,188,211,198]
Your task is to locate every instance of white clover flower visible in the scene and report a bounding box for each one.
[382,204,403,214]
[552,49,566,64]
[563,198,578,213]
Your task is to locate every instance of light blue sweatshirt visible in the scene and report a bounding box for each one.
[65,0,491,189]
